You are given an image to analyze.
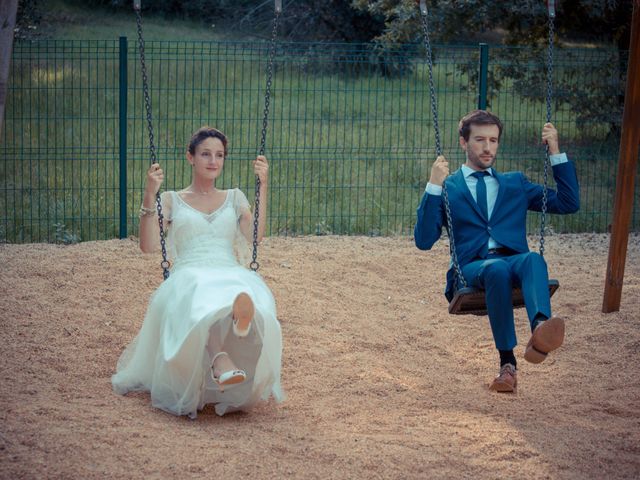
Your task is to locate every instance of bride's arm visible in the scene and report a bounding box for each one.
[139,164,171,253]
[238,155,268,244]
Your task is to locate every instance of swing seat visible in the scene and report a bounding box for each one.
[448,279,560,316]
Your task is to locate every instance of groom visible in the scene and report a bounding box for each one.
[415,110,580,392]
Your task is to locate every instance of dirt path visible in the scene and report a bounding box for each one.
[1,234,639,479]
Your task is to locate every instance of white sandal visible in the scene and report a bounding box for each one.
[232,292,254,338]
[211,352,246,387]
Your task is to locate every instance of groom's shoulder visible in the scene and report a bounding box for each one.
[497,170,525,181]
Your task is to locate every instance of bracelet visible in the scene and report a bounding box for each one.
[139,205,157,218]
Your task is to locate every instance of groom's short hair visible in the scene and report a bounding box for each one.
[458,110,503,141]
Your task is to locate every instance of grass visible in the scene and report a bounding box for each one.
[27,0,254,41]
[1,0,635,242]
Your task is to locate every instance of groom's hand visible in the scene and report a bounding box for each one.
[542,123,560,155]
[429,156,449,186]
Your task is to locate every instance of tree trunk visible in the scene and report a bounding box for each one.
[0,0,19,137]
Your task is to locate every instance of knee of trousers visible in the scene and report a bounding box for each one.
[483,260,511,284]
[522,251,547,270]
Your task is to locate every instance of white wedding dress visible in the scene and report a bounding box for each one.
[112,189,284,418]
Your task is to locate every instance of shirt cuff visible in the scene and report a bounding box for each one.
[549,152,568,165]
[425,183,443,196]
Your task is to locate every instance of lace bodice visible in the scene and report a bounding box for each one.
[163,189,251,269]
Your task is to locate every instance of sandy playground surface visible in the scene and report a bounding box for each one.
[0,233,639,479]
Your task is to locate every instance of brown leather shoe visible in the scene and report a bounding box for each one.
[524,316,565,364]
[489,363,517,392]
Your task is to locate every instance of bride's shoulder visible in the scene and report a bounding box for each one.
[160,191,177,208]
[230,187,248,198]
[230,188,249,205]
[161,190,177,200]
[227,189,250,217]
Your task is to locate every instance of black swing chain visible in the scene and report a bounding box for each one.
[250,9,281,272]
[540,13,555,258]
[418,5,467,290]
[135,7,170,280]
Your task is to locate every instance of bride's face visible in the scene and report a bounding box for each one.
[187,137,225,181]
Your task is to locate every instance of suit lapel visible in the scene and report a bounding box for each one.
[492,170,506,220]
[452,169,485,220]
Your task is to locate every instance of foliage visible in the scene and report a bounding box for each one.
[488,47,625,138]
[351,0,632,48]
[15,0,43,39]
[71,0,386,42]
[351,0,632,137]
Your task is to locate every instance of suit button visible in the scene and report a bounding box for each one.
[487,226,492,232]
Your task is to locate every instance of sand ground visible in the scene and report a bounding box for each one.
[1,234,639,479]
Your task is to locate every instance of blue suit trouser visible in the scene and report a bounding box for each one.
[461,252,552,351]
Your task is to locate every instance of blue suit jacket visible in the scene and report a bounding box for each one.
[414,161,580,301]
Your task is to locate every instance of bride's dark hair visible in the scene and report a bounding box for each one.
[188,126,228,157]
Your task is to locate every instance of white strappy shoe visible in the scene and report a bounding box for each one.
[211,352,246,387]
[232,292,254,338]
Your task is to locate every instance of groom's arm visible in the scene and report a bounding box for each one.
[525,121,580,214]
[415,156,449,250]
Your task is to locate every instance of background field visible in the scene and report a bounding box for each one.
[2,1,637,243]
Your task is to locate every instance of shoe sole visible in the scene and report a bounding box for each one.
[212,369,247,387]
[524,316,565,364]
[233,293,254,336]
[218,372,246,386]
[489,380,517,393]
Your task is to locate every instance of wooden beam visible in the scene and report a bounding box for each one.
[602,0,640,313]
[0,0,18,137]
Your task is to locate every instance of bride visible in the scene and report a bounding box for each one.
[112,126,284,418]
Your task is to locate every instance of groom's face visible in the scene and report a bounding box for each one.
[460,124,500,171]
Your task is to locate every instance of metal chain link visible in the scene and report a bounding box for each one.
[419,11,442,157]
[250,10,280,272]
[135,8,170,280]
[419,7,467,290]
[539,14,555,258]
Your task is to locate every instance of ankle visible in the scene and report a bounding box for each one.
[532,314,549,331]
[212,351,233,373]
[499,349,517,369]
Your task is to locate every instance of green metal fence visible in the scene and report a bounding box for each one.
[1,39,637,243]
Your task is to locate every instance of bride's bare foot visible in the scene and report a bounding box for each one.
[232,292,254,338]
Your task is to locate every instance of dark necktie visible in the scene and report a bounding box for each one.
[471,171,489,219]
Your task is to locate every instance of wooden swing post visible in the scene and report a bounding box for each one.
[602,0,640,313]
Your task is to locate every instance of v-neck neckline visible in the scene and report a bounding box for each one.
[176,190,230,217]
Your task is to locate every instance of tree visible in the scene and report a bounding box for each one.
[351,0,634,138]
[351,0,631,49]
[1,0,19,136]
[73,0,385,42]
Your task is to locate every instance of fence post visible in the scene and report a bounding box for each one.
[478,43,489,110]
[119,36,128,238]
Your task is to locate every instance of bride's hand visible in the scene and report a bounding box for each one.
[145,163,164,195]
[253,155,269,183]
